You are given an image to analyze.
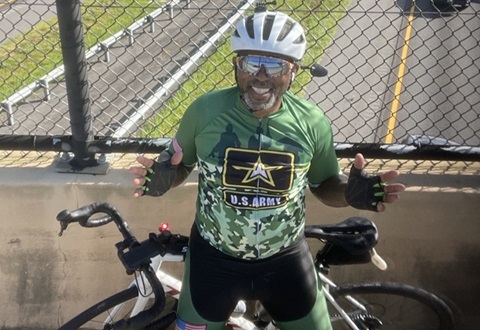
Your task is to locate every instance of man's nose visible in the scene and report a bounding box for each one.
[255,65,270,79]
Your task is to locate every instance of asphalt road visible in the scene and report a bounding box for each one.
[396,0,480,146]
[306,0,480,147]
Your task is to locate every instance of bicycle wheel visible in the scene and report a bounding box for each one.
[59,286,178,330]
[329,282,455,330]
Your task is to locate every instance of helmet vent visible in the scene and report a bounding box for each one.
[292,34,305,45]
[245,15,255,39]
[277,20,295,42]
[262,14,275,40]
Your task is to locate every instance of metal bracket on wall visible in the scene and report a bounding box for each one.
[54,152,112,175]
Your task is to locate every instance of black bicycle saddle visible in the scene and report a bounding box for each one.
[304,217,378,255]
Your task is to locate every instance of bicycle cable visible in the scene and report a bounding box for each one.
[134,270,150,298]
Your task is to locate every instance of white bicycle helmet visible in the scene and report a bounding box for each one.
[231,11,306,62]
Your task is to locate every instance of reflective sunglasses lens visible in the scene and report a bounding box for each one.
[239,56,290,77]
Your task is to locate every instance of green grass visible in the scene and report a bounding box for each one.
[141,0,351,138]
[0,0,350,138]
[0,0,163,99]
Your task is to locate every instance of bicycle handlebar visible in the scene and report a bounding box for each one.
[56,202,188,329]
[57,202,138,245]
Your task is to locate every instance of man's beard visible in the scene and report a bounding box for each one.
[240,81,280,112]
[242,90,278,112]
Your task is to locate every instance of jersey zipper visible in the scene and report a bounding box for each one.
[255,118,263,258]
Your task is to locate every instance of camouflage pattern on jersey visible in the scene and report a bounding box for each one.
[195,157,307,259]
[171,87,340,260]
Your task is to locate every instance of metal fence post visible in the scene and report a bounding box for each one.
[38,79,51,101]
[100,43,110,62]
[1,102,14,126]
[146,15,155,33]
[55,0,105,172]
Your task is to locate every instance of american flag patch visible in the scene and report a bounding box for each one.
[175,318,207,330]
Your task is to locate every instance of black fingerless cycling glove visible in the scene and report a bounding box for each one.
[142,152,178,197]
[345,164,385,211]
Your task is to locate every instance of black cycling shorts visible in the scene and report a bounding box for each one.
[187,224,317,322]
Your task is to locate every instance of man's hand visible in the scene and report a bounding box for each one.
[129,155,156,198]
[129,139,184,198]
[346,153,405,212]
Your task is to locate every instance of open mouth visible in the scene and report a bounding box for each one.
[251,86,271,95]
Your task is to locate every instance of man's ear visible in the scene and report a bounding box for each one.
[291,64,300,81]
[287,64,299,90]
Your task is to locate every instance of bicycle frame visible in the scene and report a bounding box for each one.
[105,254,183,325]
[58,203,453,330]
[320,272,366,330]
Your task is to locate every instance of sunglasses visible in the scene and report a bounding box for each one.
[236,55,293,78]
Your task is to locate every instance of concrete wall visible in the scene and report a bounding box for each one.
[0,162,479,329]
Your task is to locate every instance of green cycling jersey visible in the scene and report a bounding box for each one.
[169,86,340,259]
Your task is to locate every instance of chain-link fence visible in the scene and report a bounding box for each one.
[0,0,479,173]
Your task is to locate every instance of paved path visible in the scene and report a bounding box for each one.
[0,0,246,136]
[0,0,57,41]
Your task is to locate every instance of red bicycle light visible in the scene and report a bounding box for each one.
[158,222,170,232]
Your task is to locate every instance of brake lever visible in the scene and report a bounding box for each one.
[58,220,69,237]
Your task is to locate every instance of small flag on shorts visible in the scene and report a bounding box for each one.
[175,318,207,330]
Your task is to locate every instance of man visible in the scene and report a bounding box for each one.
[129,10,405,330]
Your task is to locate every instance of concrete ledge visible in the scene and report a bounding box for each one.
[0,164,479,329]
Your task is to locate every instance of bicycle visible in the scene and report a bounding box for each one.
[56,202,456,329]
